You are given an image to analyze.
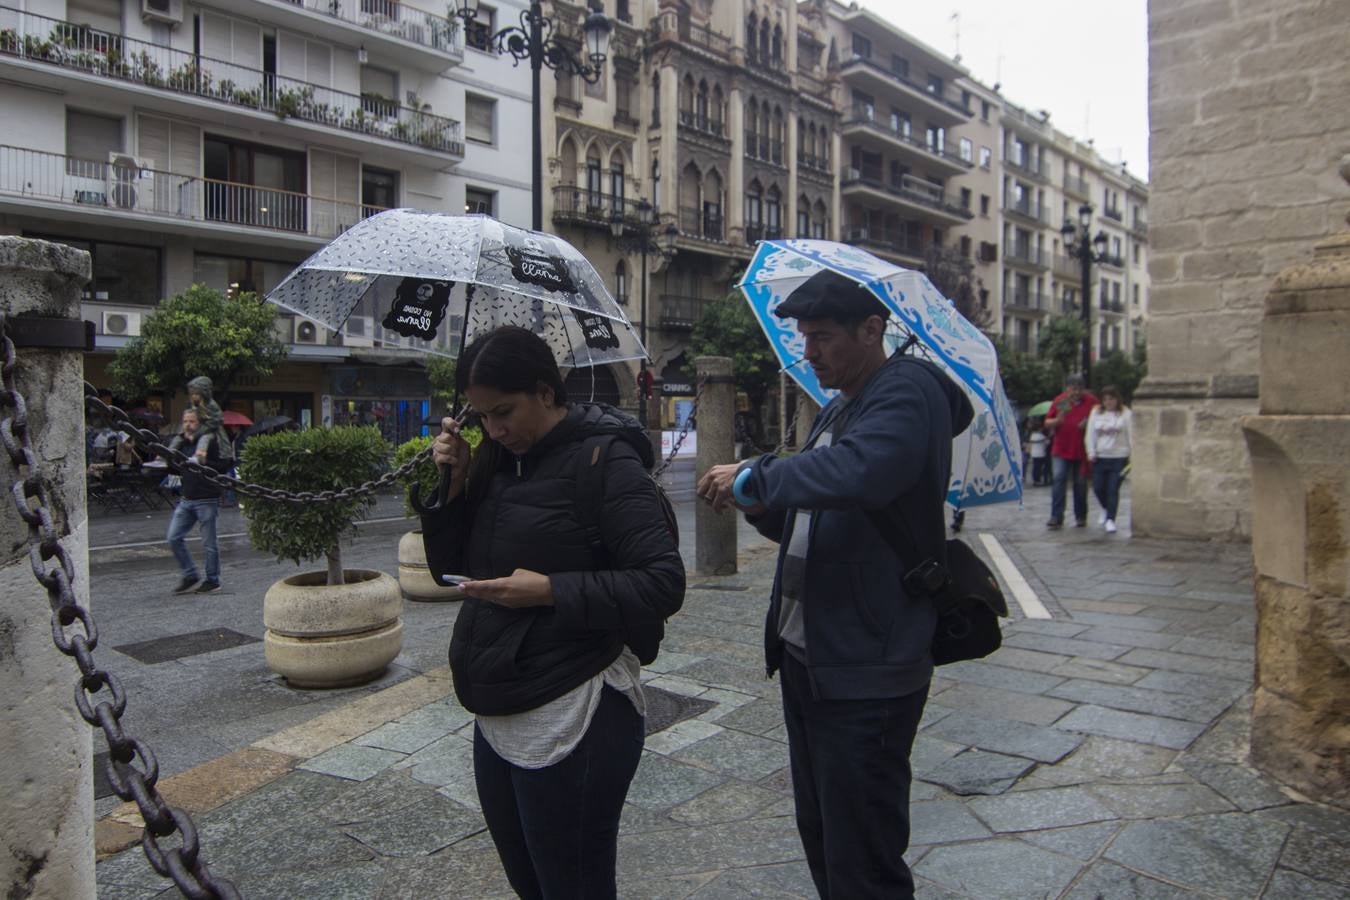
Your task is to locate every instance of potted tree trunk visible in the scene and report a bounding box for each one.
[239,425,401,688]
[392,427,481,601]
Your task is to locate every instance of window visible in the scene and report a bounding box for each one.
[361,167,397,213]
[610,161,624,205]
[651,157,661,210]
[1112,236,1122,259]
[615,260,628,303]
[745,188,762,226]
[616,0,630,24]
[981,100,990,121]
[465,187,494,215]
[1133,284,1140,306]
[891,54,908,78]
[852,33,871,59]
[615,75,635,120]
[651,74,660,126]
[926,74,943,96]
[960,235,972,258]
[959,188,971,210]
[31,235,161,306]
[203,136,306,230]
[555,67,579,106]
[891,109,911,138]
[766,188,781,233]
[958,138,973,162]
[797,208,809,238]
[192,253,291,300]
[961,90,972,111]
[979,146,992,169]
[360,66,398,117]
[852,90,874,121]
[586,153,602,202]
[465,94,495,144]
[66,109,122,175]
[1133,242,1142,265]
[925,125,944,154]
[466,5,495,52]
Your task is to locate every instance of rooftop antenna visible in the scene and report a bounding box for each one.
[950,11,961,63]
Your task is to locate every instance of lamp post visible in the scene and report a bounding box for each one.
[612,199,678,427]
[456,0,612,230]
[1061,203,1110,386]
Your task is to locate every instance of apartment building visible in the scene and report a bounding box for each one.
[0,0,530,442]
[953,77,1001,332]
[998,101,1055,353]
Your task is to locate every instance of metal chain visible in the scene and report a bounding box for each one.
[86,390,433,506]
[0,315,238,900]
[652,378,707,479]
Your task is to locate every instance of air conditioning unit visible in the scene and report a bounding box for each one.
[107,154,154,211]
[293,317,324,344]
[342,315,375,347]
[141,0,183,26]
[102,309,143,337]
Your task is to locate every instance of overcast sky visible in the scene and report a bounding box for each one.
[863,0,1150,180]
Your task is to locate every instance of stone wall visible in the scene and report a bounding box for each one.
[1135,0,1350,540]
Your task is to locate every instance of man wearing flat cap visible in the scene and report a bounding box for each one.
[698,269,972,899]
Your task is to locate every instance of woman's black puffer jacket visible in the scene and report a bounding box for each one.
[421,403,686,716]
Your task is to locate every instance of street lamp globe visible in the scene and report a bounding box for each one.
[584,9,613,64]
[637,198,655,227]
[1061,218,1076,246]
[610,210,625,238]
[658,222,679,255]
[458,0,478,19]
[1092,231,1109,258]
[1078,203,1092,229]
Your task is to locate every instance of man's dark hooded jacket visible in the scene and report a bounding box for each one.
[421,403,685,716]
[743,353,974,700]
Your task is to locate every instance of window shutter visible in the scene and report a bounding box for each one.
[306,42,332,87]
[276,31,306,82]
[137,115,171,168]
[466,97,493,143]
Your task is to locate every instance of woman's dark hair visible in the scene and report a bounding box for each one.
[1099,385,1126,408]
[456,326,567,403]
[458,326,567,505]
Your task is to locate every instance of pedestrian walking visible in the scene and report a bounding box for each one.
[422,326,685,900]
[1029,419,1050,485]
[697,269,974,899]
[1087,385,1133,534]
[165,407,230,594]
[1044,374,1098,528]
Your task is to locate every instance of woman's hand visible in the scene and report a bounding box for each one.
[432,416,472,501]
[458,568,553,607]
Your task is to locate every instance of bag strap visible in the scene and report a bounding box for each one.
[575,434,618,568]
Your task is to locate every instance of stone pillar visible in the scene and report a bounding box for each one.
[1240,160,1350,808]
[694,356,736,575]
[795,391,821,449]
[728,84,745,241]
[0,237,95,898]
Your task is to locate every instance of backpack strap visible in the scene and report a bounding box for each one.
[575,434,618,568]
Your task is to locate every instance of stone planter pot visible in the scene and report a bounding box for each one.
[263,569,403,688]
[398,529,463,602]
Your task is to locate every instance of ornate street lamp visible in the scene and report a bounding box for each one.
[1061,202,1110,386]
[611,198,678,427]
[457,0,613,230]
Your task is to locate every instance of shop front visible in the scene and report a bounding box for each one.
[327,365,431,447]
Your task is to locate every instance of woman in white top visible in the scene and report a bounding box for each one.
[1086,385,1132,533]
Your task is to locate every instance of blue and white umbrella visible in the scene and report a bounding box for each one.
[738,239,1023,509]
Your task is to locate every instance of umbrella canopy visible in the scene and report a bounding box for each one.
[738,239,1023,509]
[244,415,293,436]
[265,210,646,368]
[222,410,253,427]
[1027,400,1053,418]
[127,407,166,425]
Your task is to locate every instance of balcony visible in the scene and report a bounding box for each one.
[1005,155,1049,184]
[840,168,973,225]
[1004,291,1048,313]
[0,8,464,162]
[678,110,729,144]
[678,206,724,244]
[659,294,709,331]
[1062,173,1090,200]
[648,11,730,58]
[841,110,972,176]
[613,110,640,131]
[550,186,657,231]
[1053,253,1080,280]
[1004,244,1048,271]
[796,152,833,175]
[796,68,830,100]
[837,54,972,126]
[0,145,379,247]
[1131,218,1149,239]
[844,226,927,263]
[1103,205,1124,222]
[744,132,784,166]
[1098,297,1126,315]
[743,223,783,244]
[1004,195,1048,226]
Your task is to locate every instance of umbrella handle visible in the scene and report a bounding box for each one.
[409,404,473,515]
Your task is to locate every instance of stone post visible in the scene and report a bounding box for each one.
[1240,159,1350,809]
[0,237,95,897]
[695,356,736,575]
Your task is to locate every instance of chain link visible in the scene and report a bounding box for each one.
[652,378,707,479]
[86,390,433,506]
[0,315,239,899]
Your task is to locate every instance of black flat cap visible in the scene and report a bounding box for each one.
[774,269,888,321]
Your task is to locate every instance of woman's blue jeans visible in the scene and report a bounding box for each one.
[1092,457,1128,522]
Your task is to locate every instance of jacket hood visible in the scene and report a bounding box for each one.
[186,376,215,398]
[529,402,655,468]
[885,353,975,437]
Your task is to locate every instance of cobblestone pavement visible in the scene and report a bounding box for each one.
[89,482,1350,899]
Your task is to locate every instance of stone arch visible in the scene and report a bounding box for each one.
[680,73,695,117]
[679,161,701,213]
[746,11,757,60]
[557,134,579,185]
[704,167,724,209]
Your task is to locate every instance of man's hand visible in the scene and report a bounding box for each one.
[696,463,765,515]
[457,568,553,607]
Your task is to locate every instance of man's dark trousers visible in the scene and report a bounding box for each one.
[779,653,929,898]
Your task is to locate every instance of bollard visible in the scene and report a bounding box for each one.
[0,237,95,898]
[694,356,737,576]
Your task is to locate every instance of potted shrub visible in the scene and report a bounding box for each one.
[239,425,402,688]
[392,425,482,601]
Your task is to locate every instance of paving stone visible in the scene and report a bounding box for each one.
[1093,781,1235,818]
[936,660,1067,695]
[673,727,790,782]
[646,673,712,698]
[910,733,969,771]
[1116,648,1253,681]
[927,711,1084,763]
[912,876,967,900]
[1180,759,1292,812]
[931,682,1075,727]
[1001,630,1130,661]
[615,816,806,879]
[986,645,1073,673]
[1050,656,1153,685]
[913,839,1084,899]
[1184,697,1253,765]
[968,785,1118,832]
[234,861,388,900]
[393,699,474,734]
[1060,860,1200,899]
[1168,636,1254,662]
[1257,802,1350,838]
[686,861,816,898]
[1018,821,1120,860]
[435,776,481,812]
[1106,592,1221,612]
[316,769,442,825]
[910,780,949,802]
[1105,814,1290,897]
[920,750,1035,796]
[1076,627,1185,650]
[1279,827,1350,886]
[1004,620,1092,638]
[193,770,355,859]
[664,659,774,697]
[1056,705,1207,750]
[299,743,406,782]
[692,687,757,722]
[352,718,452,754]
[1061,736,1178,778]
[909,800,994,843]
[642,650,705,674]
[377,843,513,899]
[1106,569,1190,588]
[1133,669,1251,701]
[391,733,474,788]
[711,698,783,736]
[669,780,783,825]
[1061,598,1151,615]
[627,753,726,811]
[645,719,725,756]
[1047,679,1235,724]
[235,820,376,871]
[919,702,956,729]
[344,793,484,857]
[1263,869,1350,900]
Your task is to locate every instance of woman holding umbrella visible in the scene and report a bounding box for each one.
[423,326,684,899]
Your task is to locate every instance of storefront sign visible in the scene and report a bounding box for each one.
[662,382,694,395]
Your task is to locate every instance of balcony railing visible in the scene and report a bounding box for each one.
[839,54,972,117]
[677,206,723,242]
[0,145,378,238]
[550,185,658,229]
[1098,297,1125,313]
[1062,173,1090,198]
[796,68,828,97]
[796,152,832,174]
[289,0,462,54]
[678,109,727,139]
[1131,218,1148,237]
[659,294,709,330]
[1103,205,1124,222]
[1005,244,1047,268]
[844,226,927,259]
[1053,254,1080,279]
[648,11,730,57]
[1005,291,1047,311]
[0,8,463,156]
[840,169,973,220]
[843,110,973,169]
[1005,155,1048,182]
[1004,196,1047,223]
[743,223,783,243]
[743,132,784,165]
